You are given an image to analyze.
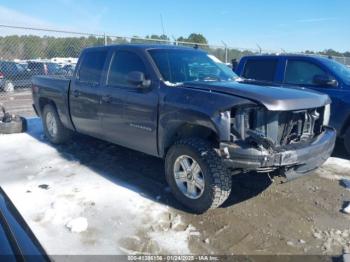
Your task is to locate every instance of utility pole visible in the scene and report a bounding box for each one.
[104,33,107,46]
[172,35,177,46]
[221,41,228,63]
[256,44,262,54]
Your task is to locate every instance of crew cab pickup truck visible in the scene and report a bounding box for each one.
[235,54,350,155]
[32,45,336,213]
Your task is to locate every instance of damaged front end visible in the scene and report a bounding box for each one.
[220,104,336,180]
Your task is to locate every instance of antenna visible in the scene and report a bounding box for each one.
[160,14,166,36]
[221,41,228,63]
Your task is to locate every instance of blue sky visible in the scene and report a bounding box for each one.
[0,0,349,52]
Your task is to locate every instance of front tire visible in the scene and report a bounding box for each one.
[165,138,232,213]
[42,104,72,144]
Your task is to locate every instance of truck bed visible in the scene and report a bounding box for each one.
[32,75,72,129]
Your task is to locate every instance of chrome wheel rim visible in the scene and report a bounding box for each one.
[173,155,205,199]
[46,111,57,138]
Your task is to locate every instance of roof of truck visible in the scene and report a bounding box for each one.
[84,44,205,52]
[240,53,333,62]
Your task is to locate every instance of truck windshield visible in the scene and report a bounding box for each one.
[322,58,350,85]
[148,49,237,85]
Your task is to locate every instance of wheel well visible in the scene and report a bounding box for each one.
[38,98,56,114]
[164,123,219,155]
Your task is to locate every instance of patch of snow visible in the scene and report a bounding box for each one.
[286,241,294,246]
[0,117,194,255]
[66,217,88,233]
[344,254,350,262]
[343,203,350,214]
[149,224,198,254]
[317,157,350,181]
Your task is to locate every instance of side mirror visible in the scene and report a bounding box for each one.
[313,74,338,87]
[127,71,151,88]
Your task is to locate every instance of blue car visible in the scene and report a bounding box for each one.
[0,188,49,261]
[235,54,350,154]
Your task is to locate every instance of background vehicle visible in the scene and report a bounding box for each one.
[235,54,350,154]
[0,188,48,261]
[0,61,32,92]
[27,61,60,76]
[55,64,76,77]
[32,45,335,213]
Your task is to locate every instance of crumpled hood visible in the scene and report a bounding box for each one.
[183,81,331,111]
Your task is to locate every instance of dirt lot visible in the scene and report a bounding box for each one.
[0,113,350,257]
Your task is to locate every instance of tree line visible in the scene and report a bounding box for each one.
[0,33,349,63]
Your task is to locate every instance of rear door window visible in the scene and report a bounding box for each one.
[284,60,328,86]
[107,51,147,87]
[79,50,108,84]
[242,59,278,82]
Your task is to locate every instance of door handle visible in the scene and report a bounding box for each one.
[73,90,80,97]
[101,95,112,103]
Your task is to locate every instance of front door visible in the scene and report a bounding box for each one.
[101,50,159,156]
[283,58,344,130]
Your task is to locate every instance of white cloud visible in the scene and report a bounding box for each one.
[0,5,52,28]
[0,5,98,37]
[297,17,337,23]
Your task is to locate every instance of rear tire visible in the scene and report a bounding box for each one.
[165,137,232,213]
[344,127,350,156]
[42,104,72,144]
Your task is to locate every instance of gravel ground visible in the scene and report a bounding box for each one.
[0,98,350,257]
[0,89,35,117]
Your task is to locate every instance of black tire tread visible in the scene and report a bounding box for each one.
[167,137,231,212]
[42,104,72,144]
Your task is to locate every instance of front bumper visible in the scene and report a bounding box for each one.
[220,126,336,180]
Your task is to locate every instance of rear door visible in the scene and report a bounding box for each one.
[240,57,282,83]
[101,49,159,155]
[70,49,108,137]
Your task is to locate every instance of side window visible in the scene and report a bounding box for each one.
[107,51,147,86]
[79,50,108,84]
[242,59,277,82]
[284,60,327,86]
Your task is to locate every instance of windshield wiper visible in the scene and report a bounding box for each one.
[236,77,276,86]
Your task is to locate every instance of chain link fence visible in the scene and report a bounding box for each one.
[0,24,349,116]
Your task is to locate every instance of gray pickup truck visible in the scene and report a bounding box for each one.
[32,44,336,213]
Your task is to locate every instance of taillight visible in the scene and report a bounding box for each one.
[0,72,4,79]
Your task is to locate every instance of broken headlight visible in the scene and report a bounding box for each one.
[230,106,267,141]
